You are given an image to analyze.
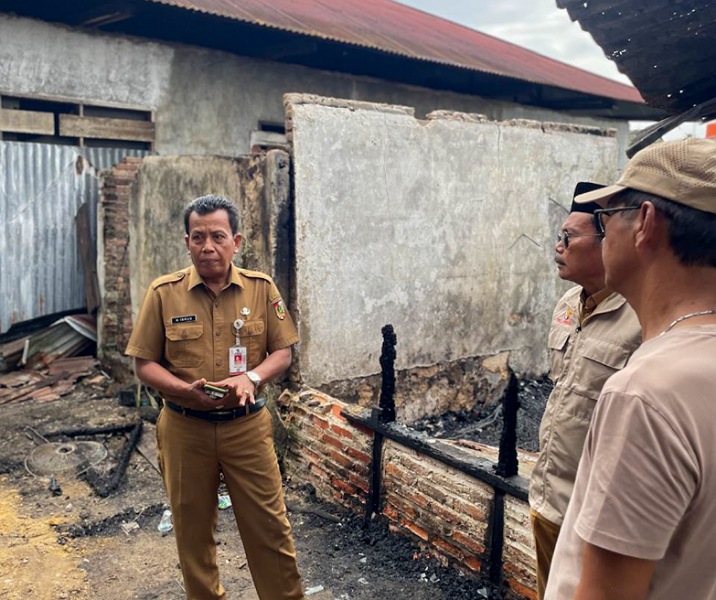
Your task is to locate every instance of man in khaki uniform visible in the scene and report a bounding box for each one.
[529,182,641,599]
[126,194,304,600]
[547,139,716,600]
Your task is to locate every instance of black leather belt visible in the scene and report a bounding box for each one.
[164,398,267,421]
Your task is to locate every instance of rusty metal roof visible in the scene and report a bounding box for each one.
[143,0,644,104]
[557,0,716,114]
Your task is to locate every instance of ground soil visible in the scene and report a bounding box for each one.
[0,375,506,600]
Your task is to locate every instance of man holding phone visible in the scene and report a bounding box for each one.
[126,194,304,600]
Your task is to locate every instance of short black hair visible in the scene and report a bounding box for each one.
[613,189,716,268]
[183,195,240,235]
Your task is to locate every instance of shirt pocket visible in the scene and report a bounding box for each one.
[241,320,266,367]
[165,323,204,368]
[547,327,570,383]
[570,338,631,408]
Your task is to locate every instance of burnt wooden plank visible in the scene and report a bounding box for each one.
[0,109,54,135]
[76,203,101,313]
[59,114,155,142]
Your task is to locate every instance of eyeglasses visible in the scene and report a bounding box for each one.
[593,207,640,235]
[556,231,602,249]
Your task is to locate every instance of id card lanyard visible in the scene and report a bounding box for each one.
[229,318,247,376]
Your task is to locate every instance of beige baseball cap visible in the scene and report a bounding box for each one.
[575,138,716,214]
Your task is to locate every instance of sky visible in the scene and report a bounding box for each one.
[395,0,708,137]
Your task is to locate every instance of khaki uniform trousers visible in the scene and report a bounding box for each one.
[531,509,561,600]
[157,406,304,600]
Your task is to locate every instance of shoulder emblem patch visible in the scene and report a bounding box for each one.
[556,306,573,325]
[273,299,286,320]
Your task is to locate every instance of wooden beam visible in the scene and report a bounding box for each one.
[59,114,154,142]
[0,109,54,135]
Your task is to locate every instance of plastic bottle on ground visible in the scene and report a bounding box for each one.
[158,509,173,533]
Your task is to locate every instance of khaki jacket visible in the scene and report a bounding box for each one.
[529,285,641,525]
[125,265,298,410]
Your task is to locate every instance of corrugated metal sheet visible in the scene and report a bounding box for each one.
[557,0,716,113]
[0,142,147,333]
[143,0,644,104]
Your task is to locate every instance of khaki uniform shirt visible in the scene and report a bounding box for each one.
[125,265,298,409]
[546,326,716,600]
[529,285,641,526]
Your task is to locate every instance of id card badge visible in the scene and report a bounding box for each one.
[229,344,247,375]
[229,318,247,376]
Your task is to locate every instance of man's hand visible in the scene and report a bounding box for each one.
[211,374,256,408]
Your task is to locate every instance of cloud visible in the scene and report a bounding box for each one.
[395,0,631,83]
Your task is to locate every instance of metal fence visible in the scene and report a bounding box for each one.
[0,142,147,334]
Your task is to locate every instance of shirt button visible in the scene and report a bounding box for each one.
[181,331,188,339]
[215,331,221,337]
[216,359,222,366]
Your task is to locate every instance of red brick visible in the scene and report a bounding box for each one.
[401,490,430,510]
[383,504,399,522]
[321,433,344,451]
[332,478,357,496]
[404,521,429,541]
[504,577,536,600]
[347,472,369,493]
[346,447,371,464]
[451,530,486,556]
[432,537,464,561]
[330,424,354,440]
[387,496,417,520]
[327,449,352,468]
[452,499,487,523]
[431,502,460,526]
[463,556,482,573]
[310,414,330,430]
[331,404,347,420]
[310,463,329,480]
[302,447,321,464]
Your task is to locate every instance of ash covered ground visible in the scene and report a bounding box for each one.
[411,377,553,452]
[0,377,506,600]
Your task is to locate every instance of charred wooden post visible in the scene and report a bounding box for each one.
[378,324,397,423]
[496,370,519,478]
[365,324,397,523]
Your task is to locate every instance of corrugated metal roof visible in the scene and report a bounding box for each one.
[143,0,644,104]
[557,0,716,114]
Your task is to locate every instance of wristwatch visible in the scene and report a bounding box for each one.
[246,370,262,389]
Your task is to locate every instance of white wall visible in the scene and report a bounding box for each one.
[288,96,619,382]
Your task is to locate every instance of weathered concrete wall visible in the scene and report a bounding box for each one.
[287,95,619,383]
[278,388,538,599]
[0,14,629,160]
[128,153,292,324]
[97,151,291,374]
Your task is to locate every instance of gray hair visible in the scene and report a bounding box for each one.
[183,195,240,234]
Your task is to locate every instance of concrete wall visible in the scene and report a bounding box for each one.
[0,14,629,160]
[98,152,291,376]
[288,96,619,382]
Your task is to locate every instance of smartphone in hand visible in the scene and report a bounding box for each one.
[204,384,228,399]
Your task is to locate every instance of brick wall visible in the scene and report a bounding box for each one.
[98,156,143,381]
[279,388,537,599]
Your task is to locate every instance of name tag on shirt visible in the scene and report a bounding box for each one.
[171,315,197,324]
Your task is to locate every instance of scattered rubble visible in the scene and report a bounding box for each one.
[412,376,552,452]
